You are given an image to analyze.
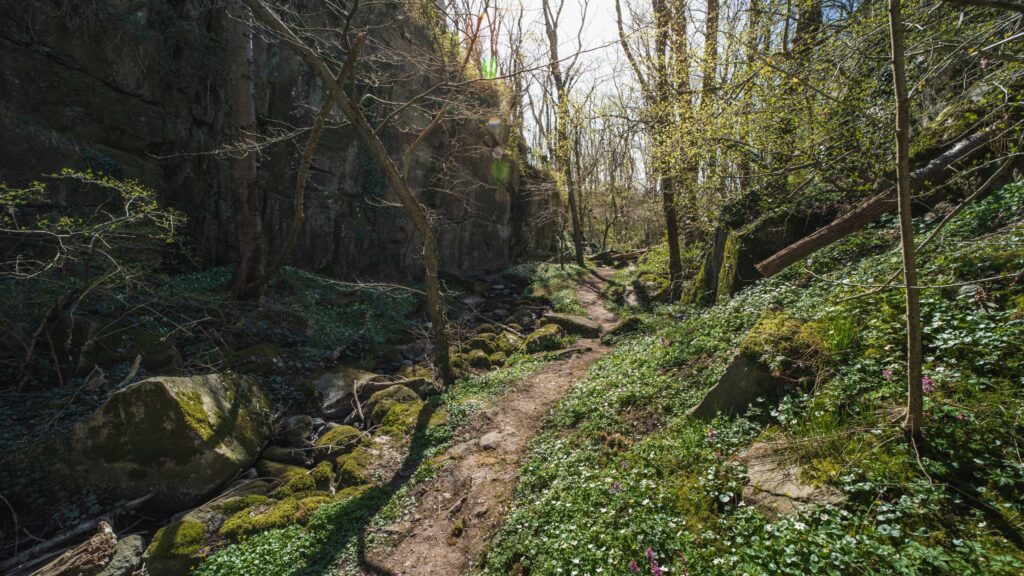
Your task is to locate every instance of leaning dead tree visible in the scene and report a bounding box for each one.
[238,0,492,387]
[755,127,1000,278]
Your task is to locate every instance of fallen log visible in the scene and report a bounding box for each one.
[755,128,996,277]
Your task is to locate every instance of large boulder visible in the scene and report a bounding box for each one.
[313,366,393,419]
[69,374,272,510]
[688,354,777,420]
[541,313,601,338]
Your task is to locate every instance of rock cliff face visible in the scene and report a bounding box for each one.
[0,1,557,279]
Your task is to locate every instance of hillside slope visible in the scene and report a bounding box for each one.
[481,182,1024,575]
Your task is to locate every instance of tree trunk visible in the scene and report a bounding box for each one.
[542,0,585,266]
[227,0,267,299]
[754,127,995,277]
[888,0,924,440]
[654,0,684,295]
[662,174,683,293]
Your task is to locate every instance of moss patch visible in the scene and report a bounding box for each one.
[146,519,206,558]
[314,425,362,461]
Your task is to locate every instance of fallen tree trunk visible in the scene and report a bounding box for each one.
[755,128,996,277]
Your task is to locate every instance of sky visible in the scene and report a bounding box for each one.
[491,0,625,87]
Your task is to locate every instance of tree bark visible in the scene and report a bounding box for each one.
[227,0,267,299]
[888,0,924,440]
[542,0,585,266]
[240,0,454,387]
[654,0,684,295]
[754,127,995,277]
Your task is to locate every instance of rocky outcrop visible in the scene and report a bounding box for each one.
[313,366,394,420]
[688,353,777,420]
[0,2,557,281]
[69,374,272,510]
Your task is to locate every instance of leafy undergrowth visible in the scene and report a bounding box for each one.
[194,354,549,576]
[506,263,587,314]
[481,183,1024,575]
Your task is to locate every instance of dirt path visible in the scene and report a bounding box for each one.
[362,268,618,576]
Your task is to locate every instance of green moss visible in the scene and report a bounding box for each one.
[147,519,206,558]
[313,425,362,461]
[476,323,496,335]
[489,352,507,366]
[176,390,215,441]
[467,336,497,355]
[378,400,424,437]
[523,323,564,353]
[212,494,268,516]
[335,447,374,488]
[310,461,334,491]
[220,499,300,540]
[715,232,742,302]
[366,385,421,425]
[465,349,492,369]
[740,310,828,381]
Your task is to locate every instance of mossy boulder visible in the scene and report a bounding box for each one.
[740,310,828,381]
[69,374,272,511]
[218,491,334,540]
[494,331,523,354]
[313,425,362,461]
[313,366,393,419]
[466,336,498,355]
[476,323,497,335]
[489,352,507,366]
[335,447,375,488]
[688,353,778,421]
[466,349,493,369]
[522,323,564,352]
[142,517,207,576]
[364,385,422,426]
[542,313,601,338]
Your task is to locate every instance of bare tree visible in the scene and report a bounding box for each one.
[542,0,587,266]
[886,0,924,440]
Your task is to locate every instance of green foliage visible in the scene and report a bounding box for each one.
[482,183,1024,575]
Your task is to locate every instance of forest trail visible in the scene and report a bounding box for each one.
[363,267,618,576]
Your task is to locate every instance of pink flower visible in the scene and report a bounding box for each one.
[922,375,935,394]
[956,412,968,422]
[629,559,640,573]
[883,369,894,380]
[707,428,718,442]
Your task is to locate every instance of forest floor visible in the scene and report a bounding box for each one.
[362,268,618,575]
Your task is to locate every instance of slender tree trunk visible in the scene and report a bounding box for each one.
[542,0,585,266]
[662,174,683,291]
[653,0,683,295]
[888,0,924,439]
[227,0,267,299]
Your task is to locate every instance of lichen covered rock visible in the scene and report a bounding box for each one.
[522,323,564,352]
[70,374,272,510]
